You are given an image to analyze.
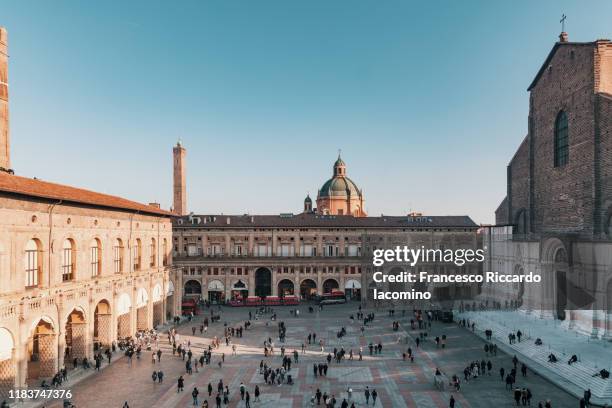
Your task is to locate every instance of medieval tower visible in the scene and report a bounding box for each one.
[173,140,186,215]
[0,27,10,172]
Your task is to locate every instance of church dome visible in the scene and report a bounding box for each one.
[319,176,361,198]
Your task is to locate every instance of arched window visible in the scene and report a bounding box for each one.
[90,238,101,277]
[554,111,569,167]
[133,239,142,271]
[113,239,124,273]
[150,238,156,268]
[62,239,75,282]
[162,238,168,266]
[25,239,42,288]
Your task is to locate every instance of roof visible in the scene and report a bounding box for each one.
[0,172,173,216]
[527,41,596,91]
[174,213,478,229]
[318,176,361,198]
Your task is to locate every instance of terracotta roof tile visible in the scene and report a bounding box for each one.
[0,172,173,216]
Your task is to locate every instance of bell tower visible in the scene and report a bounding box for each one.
[0,27,10,172]
[173,140,187,215]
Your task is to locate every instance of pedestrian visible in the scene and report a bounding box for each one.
[254,385,260,402]
[372,389,378,405]
[177,376,185,392]
[152,371,158,384]
[192,387,200,406]
[450,395,455,408]
[245,391,251,408]
[157,370,164,383]
[364,387,370,405]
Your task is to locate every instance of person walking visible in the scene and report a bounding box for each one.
[152,371,158,384]
[245,391,251,408]
[177,376,185,392]
[372,389,378,405]
[254,385,260,402]
[157,370,164,383]
[364,387,370,405]
[449,395,455,408]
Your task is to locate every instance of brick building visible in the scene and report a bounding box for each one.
[485,31,612,338]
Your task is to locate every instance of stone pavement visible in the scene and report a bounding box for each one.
[28,304,579,408]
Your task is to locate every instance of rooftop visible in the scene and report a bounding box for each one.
[173,213,477,229]
[0,172,173,217]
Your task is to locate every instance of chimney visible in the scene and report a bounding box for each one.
[0,27,10,172]
[148,202,161,209]
[559,32,569,43]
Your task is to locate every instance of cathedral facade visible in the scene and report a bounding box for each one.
[484,32,612,338]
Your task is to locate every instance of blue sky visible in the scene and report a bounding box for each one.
[2,1,611,223]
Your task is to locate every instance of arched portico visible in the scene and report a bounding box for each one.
[255,267,272,297]
[64,308,87,364]
[116,293,132,339]
[27,317,57,381]
[94,300,112,350]
[323,278,339,294]
[152,284,163,327]
[135,287,149,331]
[300,279,317,299]
[277,279,294,297]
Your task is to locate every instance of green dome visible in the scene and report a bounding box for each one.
[319,176,361,198]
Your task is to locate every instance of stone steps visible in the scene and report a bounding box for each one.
[458,312,612,405]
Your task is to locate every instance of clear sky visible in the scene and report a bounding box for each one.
[2,1,611,224]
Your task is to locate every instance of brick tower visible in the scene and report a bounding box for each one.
[0,27,10,172]
[173,140,186,215]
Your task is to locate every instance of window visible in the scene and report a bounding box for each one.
[62,239,75,281]
[162,238,168,266]
[133,239,142,271]
[25,239,42,288]
[554,111,569,167]
[150,238,156,267]
[113,239,124,273]
[90,239,101,277]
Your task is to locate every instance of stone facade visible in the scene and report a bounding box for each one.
[488,33,612,338]
[173,213,481,307]
[0,196,176,395]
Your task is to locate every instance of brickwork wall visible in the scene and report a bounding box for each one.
[38,334,55,378]
[70,322,86,359]
[136,306,148,331]
[530,44,596,235]
[153,302,163,327]
[96,314,112,347]
[508,138,530,228]
[117,314,130,339]
[0,358,14,400]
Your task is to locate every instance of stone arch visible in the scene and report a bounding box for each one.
[230,279,248,300]
[322,278,339,294]
[94,300,112,350]
[184,280,202,296]
[64,308,87,363]
[116,293,132,339]
[300,279,317,299]
[135,287,149,331]
[0,327,15,400]
[277,279,295,297]
[542,238,569,321]
[255,267,272,297]
[27,317,56,381]
[208,280,224,304]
